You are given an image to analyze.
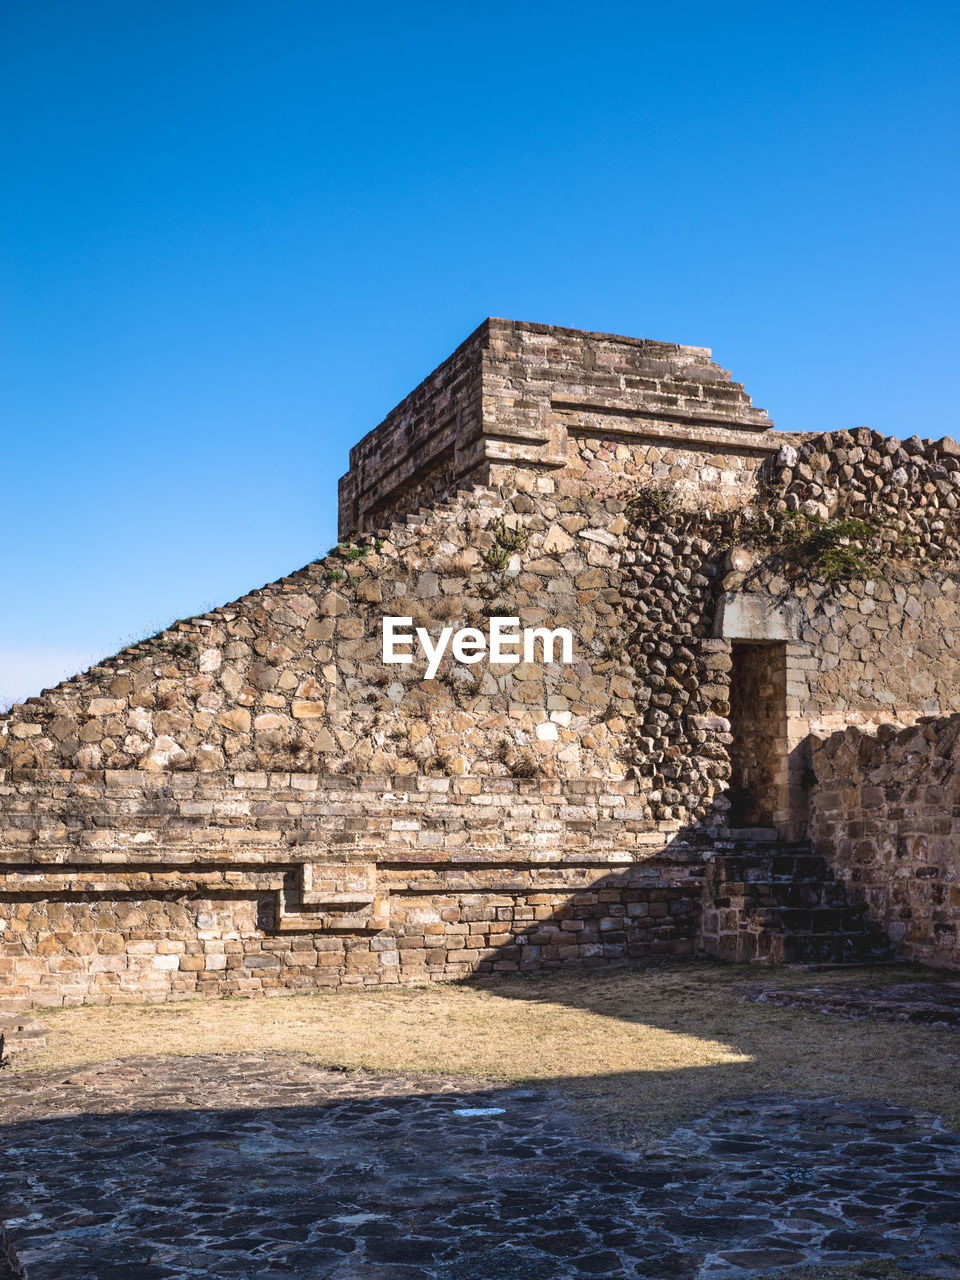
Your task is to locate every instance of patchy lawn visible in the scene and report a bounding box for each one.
[13,959,960,1146]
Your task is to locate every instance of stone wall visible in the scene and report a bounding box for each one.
[338,318,777,536]
[338,323,486,537]
[773,427,960,531]
[562,432,773,512]
[0,484,639,784]
[810,716,960,970]
[0,768,701,1009]
[5,318,960,1007]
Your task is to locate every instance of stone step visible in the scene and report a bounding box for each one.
[782,932,889,964]
[710,860,836,885]
[723,827,780,843]
[714,882,856,908]
[0,1014,48,1055]
[747,905,871,933]
[701,837,893,966]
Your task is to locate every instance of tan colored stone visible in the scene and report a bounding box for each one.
[542,524,575,554]
[292,701,326,719]
[320,592,350,617]
[253,714,290,732]
[88,698,125,716]
[219,708,251,733]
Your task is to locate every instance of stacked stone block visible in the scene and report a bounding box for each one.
[339,318,775,536]
[810,715,960,969]
[4,318,960,1007]
[0,768,702,1008]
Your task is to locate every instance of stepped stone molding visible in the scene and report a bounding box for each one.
[0,768,702,1008]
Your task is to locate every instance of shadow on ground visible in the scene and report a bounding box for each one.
[2,1050,960,1280]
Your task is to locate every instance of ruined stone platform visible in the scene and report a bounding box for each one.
[2,1055,960,1278]
[737,979,960,1028]
[4,318,960,1012]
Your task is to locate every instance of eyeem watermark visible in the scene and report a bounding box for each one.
[382,616,574,679]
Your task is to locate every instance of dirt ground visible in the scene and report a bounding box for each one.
[11,959,960,1147]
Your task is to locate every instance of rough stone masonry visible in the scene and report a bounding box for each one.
[3,317,960,1010]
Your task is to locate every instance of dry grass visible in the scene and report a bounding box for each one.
[14,960,960,1147]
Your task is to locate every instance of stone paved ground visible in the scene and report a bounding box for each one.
[737,980,960,1028]
[2,1055,960,1279]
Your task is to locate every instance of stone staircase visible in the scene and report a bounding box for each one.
[700,830,891,965]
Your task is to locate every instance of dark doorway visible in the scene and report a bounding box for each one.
[727,641,788,829]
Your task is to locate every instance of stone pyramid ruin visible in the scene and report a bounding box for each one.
[3,318,959,1009]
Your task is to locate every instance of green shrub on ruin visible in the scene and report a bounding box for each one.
[492,518,528,552]
[722,506,889,584]
[480,543,511,572]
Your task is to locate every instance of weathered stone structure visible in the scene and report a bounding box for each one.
[3,318,960,1009]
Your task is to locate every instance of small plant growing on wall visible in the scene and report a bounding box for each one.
[140,636,199,661]
[492,518,528,552]
[438,551,474,577]
[729,508,887,584]
[480,519,527,572]
[508,752,539,778]
[497,736,540,778]
[324,537,381,563]
[801,516,880,583]
[626,481,680,524]
[481,543,511,572]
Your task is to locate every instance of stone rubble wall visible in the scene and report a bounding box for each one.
[5,442,960,793]
[0,483,640,784]
[17,465,956,828]
[729,428,960,735]
[810,715,960,970]
[772,426,960,535]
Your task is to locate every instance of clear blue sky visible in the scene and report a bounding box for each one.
[2,0,958,707]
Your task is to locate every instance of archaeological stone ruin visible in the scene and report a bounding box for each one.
[3,316,960,1010]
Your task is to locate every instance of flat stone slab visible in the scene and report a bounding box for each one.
[737,980,960,1028]
[2,1055,960,1278]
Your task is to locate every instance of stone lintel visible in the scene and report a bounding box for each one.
[714,593,799,642]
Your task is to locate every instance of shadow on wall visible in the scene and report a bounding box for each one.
[0,731,925,1012]
[0,811,884,1011]
[810,712,960,970]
